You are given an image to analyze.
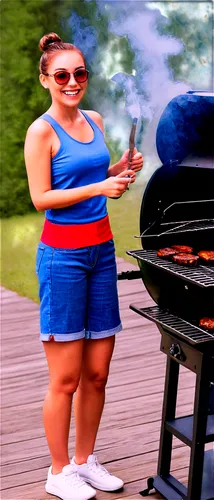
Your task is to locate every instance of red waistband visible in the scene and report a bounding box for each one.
[40,215,113,249]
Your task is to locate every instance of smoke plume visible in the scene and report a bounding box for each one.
[70,1,211,181]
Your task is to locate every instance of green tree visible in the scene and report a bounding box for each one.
[156,2,212,90]
[1,1,212,218]
[1,0,74,216]
[1,0,134,217]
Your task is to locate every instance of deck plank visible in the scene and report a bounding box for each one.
[1,258,196,499]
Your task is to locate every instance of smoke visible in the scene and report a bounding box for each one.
[96,1,190,179]
[111,72,141,119]
[69,12,98,66]
[69,1,207,181]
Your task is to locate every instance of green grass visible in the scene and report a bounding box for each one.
[108,185,143,257]
[1,212,44,302]
[1,184,144,302]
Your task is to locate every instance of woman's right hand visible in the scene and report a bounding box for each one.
[99,170,133,198]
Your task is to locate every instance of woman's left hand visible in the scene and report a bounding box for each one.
[108,148,143,181]
[118,148,144,175]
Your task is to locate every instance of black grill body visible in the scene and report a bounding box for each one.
[121,92,214,500]
[140,92,214,251]
[129,91,214,344]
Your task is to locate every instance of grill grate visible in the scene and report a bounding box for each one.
[140,218,214,238]
[127,249,214,288]
[130,305,214,344]
[161,219,214,234]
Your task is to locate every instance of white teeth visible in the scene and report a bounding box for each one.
[63,91,79,96]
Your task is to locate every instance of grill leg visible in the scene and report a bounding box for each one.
[187,355,211,500]
[157,355,179,477]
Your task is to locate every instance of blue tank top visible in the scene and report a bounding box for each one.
[40,111,111,224]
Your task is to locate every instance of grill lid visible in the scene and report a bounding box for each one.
[130,305,214,345]
[140,92,214,244]
[156,92,214,166]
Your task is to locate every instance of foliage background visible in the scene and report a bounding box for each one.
[0,0,213,299]
[1,0,213,218]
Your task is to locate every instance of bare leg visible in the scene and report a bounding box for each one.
[43,339,84,474]
[74,336,115,464]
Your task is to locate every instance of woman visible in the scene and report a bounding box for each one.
[25,32,143,500]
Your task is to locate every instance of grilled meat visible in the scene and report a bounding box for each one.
[157,247,179,259]
[172,245,193,254]
[172,253,199,266]
[199,317,214,330]
[198,250,214,262]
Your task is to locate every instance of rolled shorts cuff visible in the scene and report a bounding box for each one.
[85,322,123,340]
[40,330,85,342]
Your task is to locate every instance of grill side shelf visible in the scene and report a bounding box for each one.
[127,249,214,288]
[130,305,214,344]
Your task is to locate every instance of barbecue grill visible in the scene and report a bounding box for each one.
[118,91,214,500]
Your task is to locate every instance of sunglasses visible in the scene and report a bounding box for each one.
[43,69,89,85]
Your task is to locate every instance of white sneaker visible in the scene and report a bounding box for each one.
[71,454,124,492]
[45,463,96,500]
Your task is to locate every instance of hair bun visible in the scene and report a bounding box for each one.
[39,32,62,52]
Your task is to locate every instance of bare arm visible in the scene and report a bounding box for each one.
[24,119,131,211]
[85,111,119,176]
[86,111,143,178]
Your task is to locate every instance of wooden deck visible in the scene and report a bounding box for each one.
[1,258,196,500]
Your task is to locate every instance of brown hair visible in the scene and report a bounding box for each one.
[39,32,86,74]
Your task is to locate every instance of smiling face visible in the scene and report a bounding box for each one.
[40,50,88,108]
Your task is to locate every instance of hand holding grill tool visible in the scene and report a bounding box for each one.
[126,117,138,189]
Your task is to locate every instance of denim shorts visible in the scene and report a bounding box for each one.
[36,239,122,342]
